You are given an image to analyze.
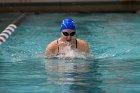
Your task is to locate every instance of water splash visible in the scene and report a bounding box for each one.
[55,46,94,59]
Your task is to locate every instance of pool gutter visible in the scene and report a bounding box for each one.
[0,1,140,13]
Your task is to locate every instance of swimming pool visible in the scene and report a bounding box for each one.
[0,13,20,31]
[0,13,140,93]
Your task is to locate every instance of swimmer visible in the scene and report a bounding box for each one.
[45,18,89,58]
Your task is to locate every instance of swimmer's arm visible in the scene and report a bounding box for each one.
[45,48,53,58]
[45,42,57,58]
[80,42,90,57]
[81,41,90,53]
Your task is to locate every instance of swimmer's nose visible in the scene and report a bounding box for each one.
[66,36,71,41]
[68,35,71,38]
[67,36,72,39]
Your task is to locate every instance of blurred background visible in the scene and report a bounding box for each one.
[0,0,140,13]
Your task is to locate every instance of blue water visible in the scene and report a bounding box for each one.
[0,13,140,93]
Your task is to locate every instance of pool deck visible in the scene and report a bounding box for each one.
[0,1,140,13]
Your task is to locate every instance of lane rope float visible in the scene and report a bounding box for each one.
[0,13,27,45]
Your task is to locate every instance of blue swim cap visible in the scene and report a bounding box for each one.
[59,18,76,32]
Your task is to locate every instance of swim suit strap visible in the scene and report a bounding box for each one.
[57,40,59,53]
[75,38,78,48]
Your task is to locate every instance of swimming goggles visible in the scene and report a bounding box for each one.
[62,32,76,36]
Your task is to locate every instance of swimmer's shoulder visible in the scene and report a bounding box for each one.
[76,38,89,52]
[76,38,88,45]
[46,40,58,50]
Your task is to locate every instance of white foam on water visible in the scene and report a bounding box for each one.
[55,45,93,59]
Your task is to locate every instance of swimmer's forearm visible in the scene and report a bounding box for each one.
[45,54,58,59]
[45,51,57,59]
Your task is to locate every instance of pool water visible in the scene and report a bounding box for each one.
[0,13,20,31]
[0,13,140,93]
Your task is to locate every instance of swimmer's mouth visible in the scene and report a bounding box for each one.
[66,38,71,42]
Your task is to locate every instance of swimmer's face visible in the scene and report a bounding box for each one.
[61,29,76,41]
